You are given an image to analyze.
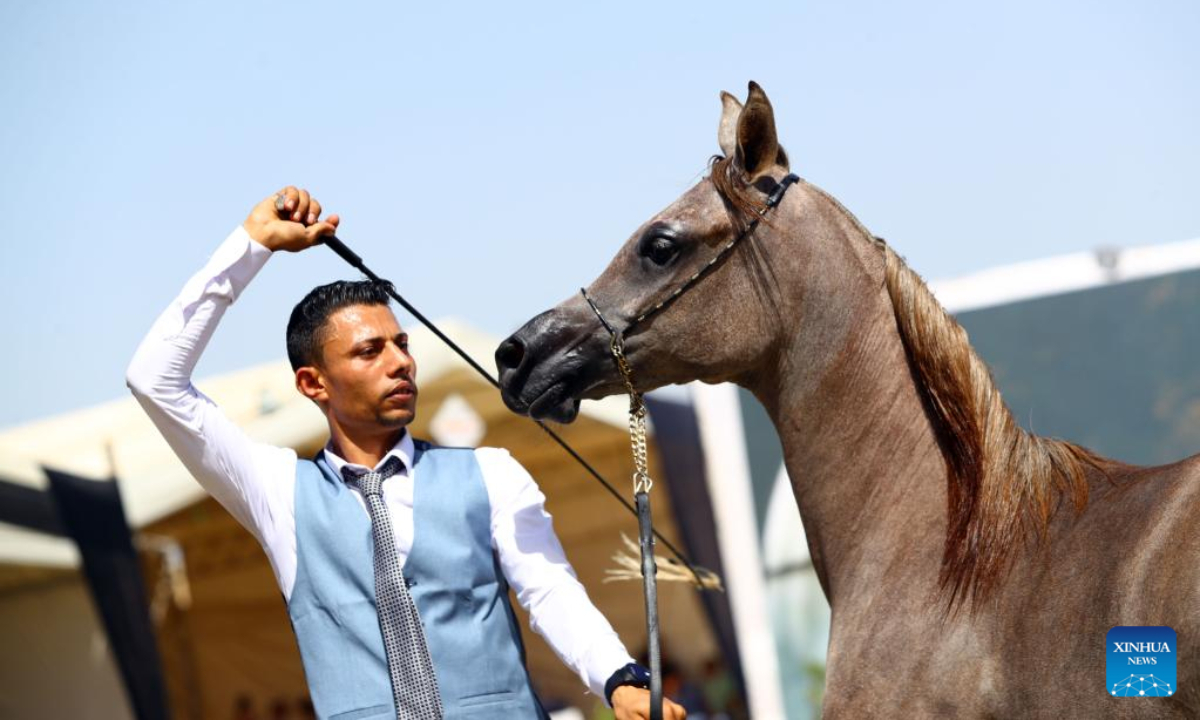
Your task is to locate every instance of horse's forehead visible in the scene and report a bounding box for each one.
[648,181,724,228]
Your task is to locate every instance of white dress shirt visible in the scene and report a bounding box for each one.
[125,226,632,700]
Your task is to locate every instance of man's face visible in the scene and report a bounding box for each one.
[313,303,418,432]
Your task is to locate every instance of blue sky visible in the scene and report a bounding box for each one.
[2,1,1197,427]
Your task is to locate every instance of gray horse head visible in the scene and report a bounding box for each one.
[497,82,825,423]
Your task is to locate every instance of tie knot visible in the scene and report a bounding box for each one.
[343,455,404,497]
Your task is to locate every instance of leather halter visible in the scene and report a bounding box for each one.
[581,172,800,345]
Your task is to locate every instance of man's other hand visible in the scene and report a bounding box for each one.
[611,686,687,720]
[244,186,339,253]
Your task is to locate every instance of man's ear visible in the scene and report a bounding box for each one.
[296,366,329,404]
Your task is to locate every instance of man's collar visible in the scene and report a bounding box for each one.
[322,430,414,479]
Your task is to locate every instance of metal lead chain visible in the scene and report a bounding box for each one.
[611,334,654,494]
[607,332,663,720]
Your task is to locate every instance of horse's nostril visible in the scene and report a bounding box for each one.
[495,336,526,372]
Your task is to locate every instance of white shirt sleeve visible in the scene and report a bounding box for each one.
[476,447,635,701]
[124,225,299,595]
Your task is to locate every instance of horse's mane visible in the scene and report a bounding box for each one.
[877,243,1111,609]
[710,155,1111,610]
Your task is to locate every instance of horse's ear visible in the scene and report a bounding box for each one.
[735,81,789,180]
[718,91,742,158]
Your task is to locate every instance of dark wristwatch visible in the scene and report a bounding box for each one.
[604,662,651,705]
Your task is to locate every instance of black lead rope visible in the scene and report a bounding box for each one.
[317,234,705,582]
[581,172,800,720]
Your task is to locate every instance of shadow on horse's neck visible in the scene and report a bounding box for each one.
[739,183,948,608]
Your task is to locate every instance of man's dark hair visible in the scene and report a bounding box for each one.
[286,279,395,371]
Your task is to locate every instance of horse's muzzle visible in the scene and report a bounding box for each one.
[496,308,590,424]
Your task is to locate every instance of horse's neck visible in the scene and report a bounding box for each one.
[744,203,948,607]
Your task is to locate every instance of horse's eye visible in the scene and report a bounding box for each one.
[642,236,679,267]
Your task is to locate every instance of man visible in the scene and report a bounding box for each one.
[126,187,686,720]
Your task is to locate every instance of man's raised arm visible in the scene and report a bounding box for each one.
[124,187,337,545]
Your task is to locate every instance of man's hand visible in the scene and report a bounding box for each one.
[611,686,687,720]
[243,185,340,253]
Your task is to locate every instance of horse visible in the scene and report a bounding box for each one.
[495,82,1200,718]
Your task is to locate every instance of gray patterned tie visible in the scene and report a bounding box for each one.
[344,457,444,720]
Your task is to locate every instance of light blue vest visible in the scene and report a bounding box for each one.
[288,440,548,720]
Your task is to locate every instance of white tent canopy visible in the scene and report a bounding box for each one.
[0,318,630,567]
